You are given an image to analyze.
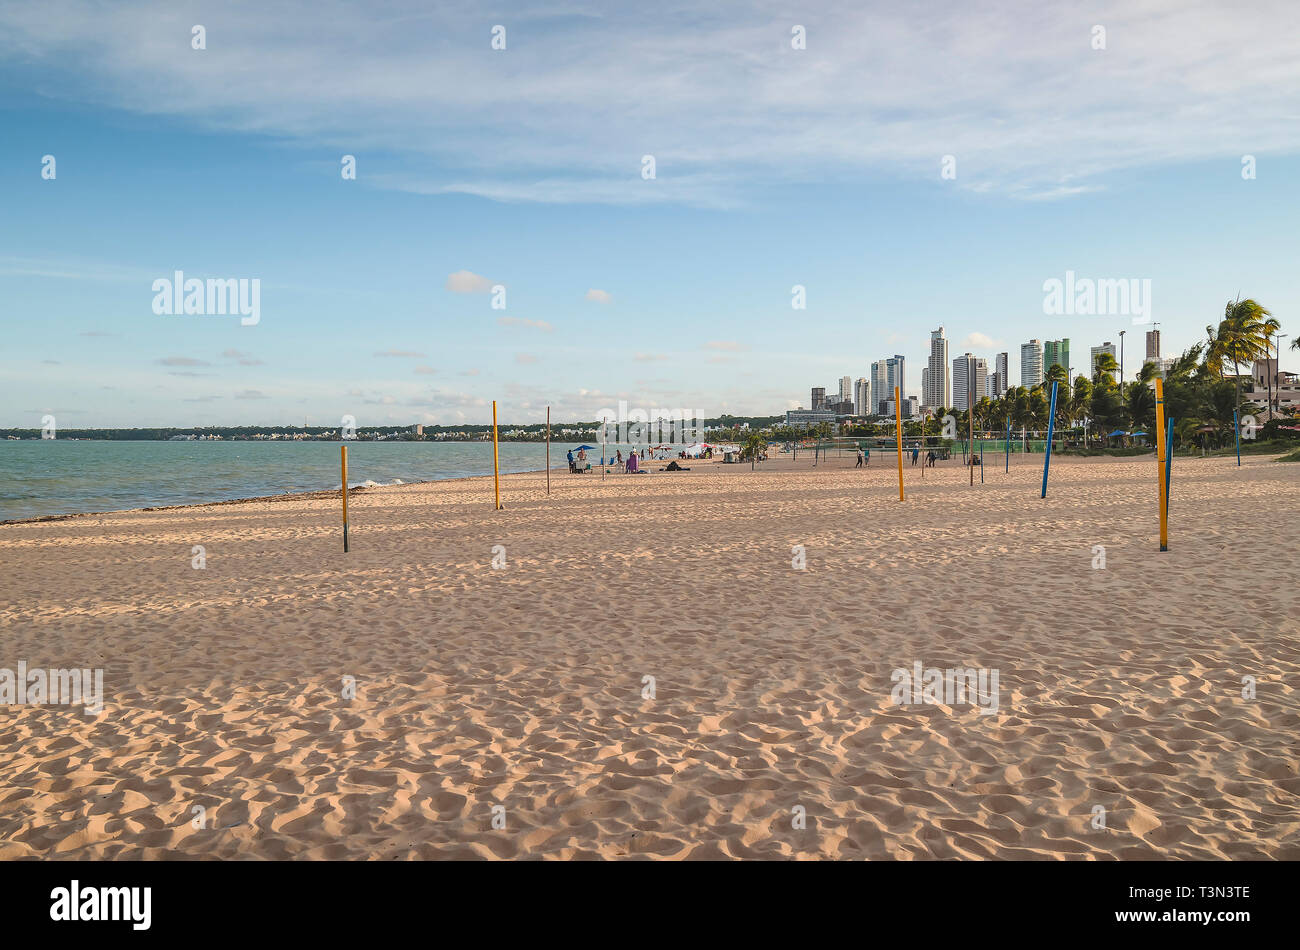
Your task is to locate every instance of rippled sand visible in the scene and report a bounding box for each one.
[2,452,1297,859]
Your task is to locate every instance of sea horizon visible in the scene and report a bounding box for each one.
[0,439,651,522]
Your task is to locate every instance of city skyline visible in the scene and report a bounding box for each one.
[798,325,1191,416]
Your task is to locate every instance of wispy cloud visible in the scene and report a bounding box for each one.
[221,348,264,366]
[497,316,553,332]
[962,332,1001,349]
[374,349,426,358]
[157,356,209,367]
[5,2,1297,206]
[585,289,613,304]
[445,270,496,293]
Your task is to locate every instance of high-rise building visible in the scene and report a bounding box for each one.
[925,327,951,409]
[1091,342,1119,383]
[952,354,988,410]
[811,387,826,410]
[1021,340,1044,388]
[1043,339,1070,377]
[870,361,888,413]
[854,377,870,416]
[886,355,905,401]
[1146,329,1161,361]
[994,352,1009,396]
[839,376,853,404]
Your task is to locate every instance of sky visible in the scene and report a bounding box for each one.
[3,0,1300,427]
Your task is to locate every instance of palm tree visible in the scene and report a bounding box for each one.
[743,432,768,470]
[1213,298,1273,416]
[1027,386,1050,432]
[1093,352,1120,388]
[1124,379,1155,436]
[1070,375,1093,444]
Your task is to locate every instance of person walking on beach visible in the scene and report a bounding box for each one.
[856,448,864,468]
[926,450,936,468]
[567,448,575,473]
[912,446,919,466]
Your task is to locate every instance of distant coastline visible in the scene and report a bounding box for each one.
[0,416,783,443]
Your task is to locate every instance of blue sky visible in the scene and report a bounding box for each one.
[3,0,1299,427]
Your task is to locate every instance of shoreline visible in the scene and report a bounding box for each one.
[0,467,557,527]
[0,441,680,526]
[5,447,1293,527]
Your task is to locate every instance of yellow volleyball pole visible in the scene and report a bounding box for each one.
[340,444,349,552]
[894,385,904,501]
[1155,378,1167,551]
[492,400,502,510]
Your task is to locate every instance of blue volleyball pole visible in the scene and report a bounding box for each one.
[1233,407,1241,466]
[1005,416,1011,473]
[1165,416,1174,521]
[1041,381,1058,498]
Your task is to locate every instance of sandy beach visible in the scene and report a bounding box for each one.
[1,452,1297,860]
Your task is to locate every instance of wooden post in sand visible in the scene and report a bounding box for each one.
[894,385,904,501]
[1005,416,1011,473]
[492,400,502,510]
[546,406,551,496]
[1155,378,1168,551]
[340,444,349,552]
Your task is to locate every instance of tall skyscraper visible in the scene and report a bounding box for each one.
[1091,342,1119,383]
[886,355,905,401]
[1043,339,1070,376]
[994,352,1009,397]
[1146,329,1161,361]
[839,376,853,404]
[811,386,826,410]
[925,327,951,409]
[1020,340,1044,388]
[870,361,889,414]
[952,354,988,409]
[854,377,870,416]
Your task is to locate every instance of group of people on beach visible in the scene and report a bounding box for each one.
[855,446,937,468]
[567,447,642,474]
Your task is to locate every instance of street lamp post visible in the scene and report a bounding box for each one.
[1118,330,1126,385]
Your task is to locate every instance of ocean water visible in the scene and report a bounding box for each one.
[0,440,643,522]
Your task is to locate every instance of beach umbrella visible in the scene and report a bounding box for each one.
[574,444,596,450]
[1105,429,1128,437]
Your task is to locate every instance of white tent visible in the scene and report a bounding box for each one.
[681,442,739,457]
